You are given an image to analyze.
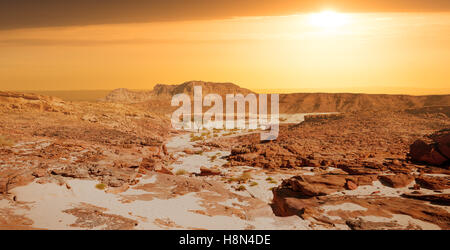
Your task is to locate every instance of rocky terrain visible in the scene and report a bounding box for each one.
[0,91,171,196]
[0,82,449,230]
[227,110,450,229]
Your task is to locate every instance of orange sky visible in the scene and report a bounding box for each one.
[0,10,449,94]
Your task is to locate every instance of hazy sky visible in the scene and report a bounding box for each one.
[0,1,449,94]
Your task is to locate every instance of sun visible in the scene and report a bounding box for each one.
[308,10,350,28]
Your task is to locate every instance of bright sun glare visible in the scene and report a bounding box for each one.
[308,10,350,28]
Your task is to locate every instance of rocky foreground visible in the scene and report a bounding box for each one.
[226,111,450,229]
[0,86,449,230]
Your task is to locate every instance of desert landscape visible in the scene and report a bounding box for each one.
[0,81,449,230]
[1,1,450,234]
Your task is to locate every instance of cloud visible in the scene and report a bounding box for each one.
[1,0,449,30]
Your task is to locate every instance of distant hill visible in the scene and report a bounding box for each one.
[278,93,450,113]
[22,90,112,102]
[103,88,154,103]
[85,81,450,113]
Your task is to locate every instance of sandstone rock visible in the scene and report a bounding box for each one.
[433,131,450,160]
[339,165,382,175]
[102,176,124,187]
[346,218,404,230]
[345,180,358,190]
[379,174,414,188]
[283,175,346,197]
[139,157,158,170]
[51,166,90,178]
[0,178,8,194]
[272,186,450,229]
[410,139,447,165]
[32,168,48,178]
[106,183,130,194]
[346,175,378,186]
[183,149,195,154]
[415,176,450,190]
[156,166,173,175]
[198,166,221,176]
[402,193,450,205]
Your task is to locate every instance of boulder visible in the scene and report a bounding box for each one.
[433,131,450,160]
[410,139,447,165]
[345,180,358,190]
[284,175,347,197]
[379,174,414,188]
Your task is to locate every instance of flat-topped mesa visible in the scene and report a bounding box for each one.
[166,81,254,96]
[103,81,255,103]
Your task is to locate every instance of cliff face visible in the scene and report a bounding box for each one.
[103,81,450,113]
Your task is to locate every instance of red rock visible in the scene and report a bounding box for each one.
[409,139,447,165]
[345,180,358,190]
[339,165,382,175]
[346,175,378,186]
[183,149,195,154]
[402,193,450,205]
[139,157,157,170]
[0,178,8,194]
[415,176,450,190]
[156,166,173,175]
[32,168,48,178]
[378,174,414,188]
[106,183,130,194]
[272,186,450,229]
[198,166,221,176]
[284,175,347,197]
[433,131,450,159]
[346,218,403,230]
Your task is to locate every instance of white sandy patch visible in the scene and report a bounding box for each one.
[321,203,368,212]
[170,150,229,174]
[214,166,295,203]
[139,175,158,184]
[218,197,249,208]
[9,177,310,230]
[165,134,195,153]
[0,199,11,208]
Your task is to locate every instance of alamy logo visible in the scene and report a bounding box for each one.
[171,86,279,140]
